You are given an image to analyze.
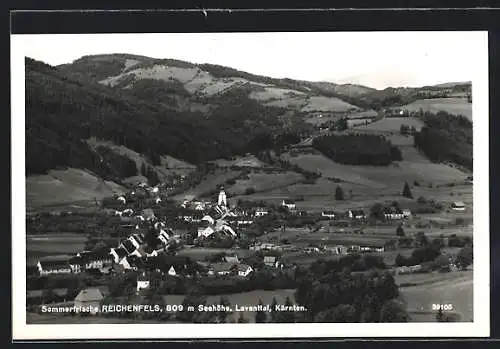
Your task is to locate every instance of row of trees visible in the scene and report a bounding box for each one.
[312,134,403,166]
[413,111,472,171]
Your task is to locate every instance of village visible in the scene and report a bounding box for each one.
[28,173,473,322]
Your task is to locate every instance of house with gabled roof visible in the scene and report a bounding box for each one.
[110,247,128,263]
[37,258,71,275]
[263,255,283,269]
[347,209,366,220]
[74,288,104,314]
[383,207,404,220]
[236,264,253,277]
[224,255,240,264]
[208,262,236,276]
[136,272,150,293]
[120,239,138,255]
[254,208,269,217]
[451,201,466,211]
[282,199,296,210]
[321,210,336,219]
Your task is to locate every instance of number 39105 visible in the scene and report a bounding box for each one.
[432,303,453,311]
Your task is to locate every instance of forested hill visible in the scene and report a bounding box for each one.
[26,57,279,179]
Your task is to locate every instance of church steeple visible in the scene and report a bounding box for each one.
[217,186,227,207]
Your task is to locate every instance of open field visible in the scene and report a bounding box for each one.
[249,86,306,100]
[26,233,86,266]
[86,138,195,178]
[211,155,266,168]
[282,150,469,190]
[301,96,358,113]
[226,171,303,196]
[171,170,242,202]
[230,177,472,216]
[399,270,473,322]
[27,168,126,210]
[402,98,472,120]
[354,117,425,132]
[176,247,253,261]
[347,110,378,119]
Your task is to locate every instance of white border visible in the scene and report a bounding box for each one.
[11,32,490,340]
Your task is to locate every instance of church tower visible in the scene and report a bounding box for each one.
[217,186,227,207]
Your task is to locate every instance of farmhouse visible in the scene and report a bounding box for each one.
[198,226,215,238]
[167,265,178,276]
[236,218,254,226]
[347,209,366,220]
[224,255,240,264]
[263,256,284,269]
[110,247,128,264]
[74,288,104,314]
[77,249,113,270]
[346,117,374,128]
[325,245,348,255]
[37,259,72,275]
[321,211,336,219]
[236,264,253,277]
[120,239,138,255]
[359,245,385,253]
[136,273,150,293]
[383,207,404,220]
[255,208,269,217]
[116,196,126,204]
[68,256,82,273]
[158,229,174,246]
[282,199,296,210]
[402,209,412,218]
[208,262,235,276]
[451,201,466,211]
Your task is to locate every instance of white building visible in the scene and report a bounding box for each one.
[255,208,269,217]
[282,199,296,210]
[451,201,466,211]
[218,188,227,207]
[136,273,150,293]
[321,211,336,219]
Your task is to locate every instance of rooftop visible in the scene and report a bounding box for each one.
[74,288,104,302]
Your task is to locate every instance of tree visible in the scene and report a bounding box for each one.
[379,300,409,322]
[216,296,232,323]
[436,308,445,322]
[270,297,279,322]
[335,186,345,201]
[402,181,413,199]
[456,246,473,270]
[370,203,384,220]
[276,297,296,323]
[330,304,357,322]
[396,225,405,237]
[255,299,268,323]
[336,117,348,131]
[414,232,429,248]
[400,124,410,136]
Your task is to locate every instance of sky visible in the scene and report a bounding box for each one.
[15,31,485,89]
